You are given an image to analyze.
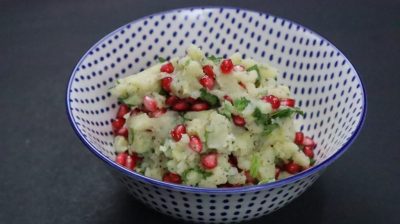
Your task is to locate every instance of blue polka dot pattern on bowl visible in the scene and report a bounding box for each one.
[66,7,366,223]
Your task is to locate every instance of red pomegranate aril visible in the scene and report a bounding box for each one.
[220,59,234,74]
[303,146,315,158]
[143,96,158,112]
[170,124,187,142]
[285,162,301,174]
[112,118,125,131]
[189,135,202,153]
[116,152,128,166]
[125,155,135,170]
[163,172,182,184]
[160,62,174,73]
[261,95,281,109]
[165,95,179,106]
[201,153,218,169]
[116,104,130,118]
[172,101,190,111]
[202,65,215,79]
[224,95,233,104]
[275,167,281,179]
[191,102,210,111]
[199,75,215,90]
[116,127,129,138]
[234,65,245,71]
[185,97,197,105]
[149,108,166,118]
[130,108,142,116]
[302,136,316,148]
[281,98,295,107]
[232,115,246,127]
[244,171,257,184]
[161,77,173,92]
[294,131,304,145]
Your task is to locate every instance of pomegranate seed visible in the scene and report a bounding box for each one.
[165,95,179,106]
[185,97,197,105]
[116,152,128,166]
[224,95,233,104]
[202,65,215,79]
[161,77,173,92]
[191,102,210,111]
[160,62,174,73]
[112,118,125,132]
[303,146,314,158]
[125,153,141,170]
[238,81,246,89]
[148,108,166,118]
[294,132,304,145]
[143,96,158,112]
[170,124,187,142]
[199,75,215,90]
[284,162,301,174]
[228,154,238,167]
[130,108,142,116]
[116,127,129,138]
[234,65,245,71]
[172,100,190,111]
[163,172,182,184]
[201,153,218,169]
[116,104,130,118]
[275,167,281,179]
[281,98,295,107]
[261,95,281,109]
[232,115,246,127]
[302,136,316,148]
[189,135,202,153]
[244,171,257,184]
[220,59,234,74]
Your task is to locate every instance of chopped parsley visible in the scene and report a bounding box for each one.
[246,65,261,87]
[158,56,166,63]
[270,108,304,119]
[310,158,316,166]
[199,88,220,107]
[233,97,250,111]
[207,55,223,64]
[159,88,169,96]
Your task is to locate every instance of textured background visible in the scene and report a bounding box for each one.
[1,0,399,223]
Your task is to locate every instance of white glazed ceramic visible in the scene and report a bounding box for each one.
[66,7,366,223]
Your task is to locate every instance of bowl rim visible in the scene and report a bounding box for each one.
[65,6,367,193]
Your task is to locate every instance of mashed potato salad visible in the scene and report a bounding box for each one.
[109,45,316,188]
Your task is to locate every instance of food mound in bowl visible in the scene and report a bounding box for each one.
[109,45,316,188]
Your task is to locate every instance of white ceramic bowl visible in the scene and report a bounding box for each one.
[66,7,366,223]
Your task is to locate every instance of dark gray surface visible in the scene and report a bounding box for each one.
[1,0,399,223]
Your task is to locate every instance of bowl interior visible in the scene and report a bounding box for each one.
[67,7,365,184]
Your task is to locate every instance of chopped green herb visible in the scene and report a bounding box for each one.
[128,128,135,144]
[250,155,260,178]
[310,158,316,166]
[252,108,271,126]
[159,88,169,96]
[270,108,304,119]
[158,57,166,63]
[263,123,279,135]
[199,88,220,107]
[207,55,223,64]
[217,102,233,119]
[233,97,250,111]
[246,65,261,87]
